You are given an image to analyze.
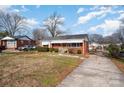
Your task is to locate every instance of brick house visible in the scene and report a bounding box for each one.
[41,34,89,56]
[0,35,35,50]
[0,37,3,49]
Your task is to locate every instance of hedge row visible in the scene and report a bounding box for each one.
[106,44,124,58]
[36,47,58,52]
[23,47,82,54]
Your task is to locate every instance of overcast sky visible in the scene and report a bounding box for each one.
[0,5,124,37]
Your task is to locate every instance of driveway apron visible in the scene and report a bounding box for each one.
[58,55,124,87]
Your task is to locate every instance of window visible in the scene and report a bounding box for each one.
[72,43,76,47]
[76,43,82,47]
[63,43,66,47]
[68,43,71,47]
[68,43,83,47]
[51,43,83,48]
[76,43,80,47]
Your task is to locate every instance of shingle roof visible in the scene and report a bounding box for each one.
[14,35,32,40]
[46,34,88,40]
[0,35,33,40]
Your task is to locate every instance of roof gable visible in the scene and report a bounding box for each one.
[46,34,88,40]
[1,36,15,40]
[14,35,32,40]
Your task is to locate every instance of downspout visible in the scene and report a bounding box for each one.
[83,39,85,56]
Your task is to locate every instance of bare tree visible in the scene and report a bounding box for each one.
[43,12,64,37]
[89,34,103,44]
[103,35,115,44]
[33,28,48,45]
[102,19,124,44]
[117,23,124,44]
[0,11,29,37]
[0,31,8,37]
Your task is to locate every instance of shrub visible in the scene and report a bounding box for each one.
[54,48,58,52]
[121,43,124,50]
[107,44,120,58]
[49,48,58,52]
[30,48,37,51]
[49,48,55,52]
[23,48,28,51]
[77,50,82,54]
[36,47,49,52]
[23,48,36,51]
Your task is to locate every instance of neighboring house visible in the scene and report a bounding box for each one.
[0,37,2,47]
[0,35,35,50]
[14,35,36,49]
[41,34,89,56]
[89,42,110,51]
[89,42,100,50]
[1,36,16,49]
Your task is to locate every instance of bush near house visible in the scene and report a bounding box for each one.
[36,47,49,52]
[106,44,124,58]
[121,43,124,50]
[49,48,58,52]
[53,48,59,52]
[23,48,35,51]
[107,44,120,58]
[22,46,83,54]
[49,48,54,52]
[36,47,58,52]
[77,50,82,54]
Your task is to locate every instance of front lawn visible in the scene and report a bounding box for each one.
[0,52,82,87]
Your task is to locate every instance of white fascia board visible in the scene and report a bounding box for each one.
[51,39,83,43]
[42,39,84,45]
[51,39,84,43]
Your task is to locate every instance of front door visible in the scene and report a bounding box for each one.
[7,40,17,49]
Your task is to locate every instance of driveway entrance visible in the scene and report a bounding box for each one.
[58,55,124,87]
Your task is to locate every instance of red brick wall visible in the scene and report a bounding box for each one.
[0,40,7,49]
[0,40,1,47]
[17,40,36,48]
[1,40,7,47]
[0,39,36,49]
[82,41,89,56]
[51,42,89,56]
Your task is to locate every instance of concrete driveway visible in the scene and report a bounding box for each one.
[58,55,124,87]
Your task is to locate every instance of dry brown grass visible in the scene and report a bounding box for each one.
[0,52,82,87]
[111,58,124,73]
